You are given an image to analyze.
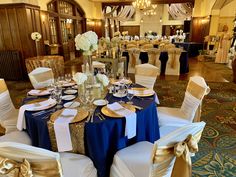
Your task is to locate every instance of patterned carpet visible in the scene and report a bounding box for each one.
[155,80,236,177]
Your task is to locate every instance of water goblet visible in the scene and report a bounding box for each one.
[126,92,134,105]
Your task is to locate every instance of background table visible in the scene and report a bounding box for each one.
[174,42,203,57]
[24,87,160,177]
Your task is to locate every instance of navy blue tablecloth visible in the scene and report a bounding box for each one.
[24,88,160,177]
[174,42,203,57]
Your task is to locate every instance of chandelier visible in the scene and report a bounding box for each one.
[132,0,151,11]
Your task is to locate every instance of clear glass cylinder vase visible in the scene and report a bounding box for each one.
[83,53,94,85]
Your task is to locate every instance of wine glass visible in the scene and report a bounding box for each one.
[126,91,134,104]
[118,83,127,104]
[65,73,72,83]
[53,87,63,109]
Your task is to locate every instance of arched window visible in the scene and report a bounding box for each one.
[47,0,86,60]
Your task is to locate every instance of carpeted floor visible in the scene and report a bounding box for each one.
[155,80,236,177]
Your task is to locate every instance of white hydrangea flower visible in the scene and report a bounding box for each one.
[96,73,109,87]
[73,72,87,85]
[83,31,98,45]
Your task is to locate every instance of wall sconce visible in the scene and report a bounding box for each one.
[140,18,144,23]
[41,14,45,23]
[160,17,162,23]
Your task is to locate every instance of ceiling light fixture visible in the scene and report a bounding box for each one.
[132,0,151,11]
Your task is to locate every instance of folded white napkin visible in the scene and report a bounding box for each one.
[107,102,137,139]
[17,98,56,131]
[128,89,160,104]
[28,89,50,95]
[54,109,77,152]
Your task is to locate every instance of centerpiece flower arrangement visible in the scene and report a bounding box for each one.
[96,73,109,87]
[31,32,42,41]
[75,31,98,84]
[31,32,42,56]
[75,31,98,56]
[73,72,88,95]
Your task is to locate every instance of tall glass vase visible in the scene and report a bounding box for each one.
[83,52,94,86]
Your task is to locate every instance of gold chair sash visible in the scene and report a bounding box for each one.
[151,131,202,177]
[131,53,136,68]
[186,81,206,100]
[32,70,54,83]
[0,80,7,94]
[0,156,62,177]
[135,66,159,77]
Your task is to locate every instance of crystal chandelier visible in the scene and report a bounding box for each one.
[132,0,151,11]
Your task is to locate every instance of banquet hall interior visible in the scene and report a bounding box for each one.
[0,0,236,177]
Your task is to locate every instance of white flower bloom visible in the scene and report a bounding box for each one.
[73,72,87,85]
[83,31,98,45]
[96,73,109,87]
[92,44,98,51]
[75,34,91,51]
[31,32,42,41]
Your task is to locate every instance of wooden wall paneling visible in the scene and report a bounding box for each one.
[24,8,35,58]
[0,8,13,50]
[0,22,5,50]
[120,26,140,36]
[7,8,22,51]
[34,9,44,55]
[40,10,50,42]
[191,17,210,43]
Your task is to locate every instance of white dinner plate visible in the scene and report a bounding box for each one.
[28,90,50,96]
[64,89,78,94]
[61,95,76,101]
[64,101,80,108]
[93,99,108,106]
[113,92,127,98]
[62,82,76,87]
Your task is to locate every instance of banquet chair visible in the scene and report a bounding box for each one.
[165,48,182,75]
[135,63,159,89]
[0,79,18,134]
[28,67,54,89]
[158,76,210,128]
[0,142,97,177]
[141,44,153,50]
[128,48,141,73]
[147,48,161,68]
[110,121,206,177]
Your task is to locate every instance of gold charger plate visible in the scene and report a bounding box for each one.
[26,98,57,111]
[101,104,136,118]
[50,108,89,123]
[131,87,154,97]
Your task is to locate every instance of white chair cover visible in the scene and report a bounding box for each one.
[0,131,31,145]
[158,76,210,127]
[135,64,159,89]
[28,67,54,89]
[82,61,106,73]
[110,122,206,177]
[0,79,18,133]
[0,142,97,177]
[165,48,182,75]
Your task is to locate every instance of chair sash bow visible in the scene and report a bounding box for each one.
[171,134,199,177]
[0,157,33,177]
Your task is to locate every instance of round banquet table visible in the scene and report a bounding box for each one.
[24,86,160,177]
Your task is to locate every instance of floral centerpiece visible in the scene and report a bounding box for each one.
[31,32,42,56]
[31,32,42,41]
[73,72,87,96]
[75,31,98,84]
[75,31,98,56]
[96,73,109,87]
